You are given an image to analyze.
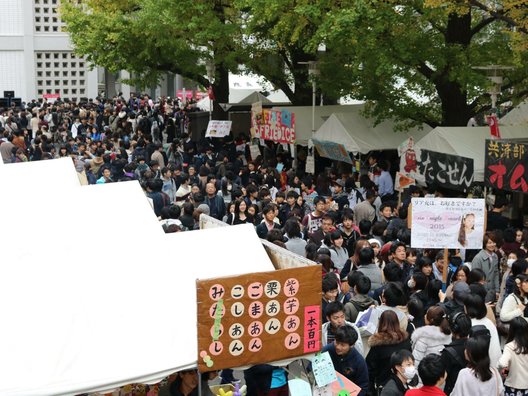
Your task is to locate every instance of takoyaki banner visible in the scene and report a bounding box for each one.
[400,145,474,192]
[252,108,296,144]
[411,198,485,249]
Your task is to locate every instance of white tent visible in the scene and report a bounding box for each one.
[313,111,432,154]
[0,157,80,190]
[0,175,275,395]
[414,126,528,182]
[500,101,528,126]
[266,90,291,104]
[282,104,364,145]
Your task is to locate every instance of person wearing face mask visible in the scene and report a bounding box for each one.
[380,350,417,396]
[366,311,412,394]
[496,252,520,314]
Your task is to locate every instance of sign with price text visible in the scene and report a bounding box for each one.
[411,198,485,249]
[196,266,321,372]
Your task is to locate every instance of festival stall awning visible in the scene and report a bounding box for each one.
[0,175,275,395]
[414,126,528,182]
[500,101,528,126]
[313,112,431,154]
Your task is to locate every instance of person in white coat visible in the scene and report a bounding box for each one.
[500,274,528,323]
[499,317,528,395]
[411,305,452,367]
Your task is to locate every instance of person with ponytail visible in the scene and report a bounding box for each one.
[451,336,504,396]
[411,305,452,367]
[499,317,528,395]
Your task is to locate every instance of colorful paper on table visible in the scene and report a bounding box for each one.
[288,378,312,396]
[331,372,362,396]
[410,197,485,249]
[196,266,321,372]
[205,120,232,138]
[312,352,337,387]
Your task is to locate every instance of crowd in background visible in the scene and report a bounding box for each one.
[1,95,527,396]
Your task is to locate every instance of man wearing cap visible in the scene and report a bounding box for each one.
[440,281,470,317]
[332,179,349,212]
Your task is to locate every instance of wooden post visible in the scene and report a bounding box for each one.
[442,247,449,292]
[407,203,412,229]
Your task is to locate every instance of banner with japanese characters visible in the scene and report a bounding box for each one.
[252,108,296,144]
[411,198,486,249]
[485,139,528,193]
[196,266,321,372]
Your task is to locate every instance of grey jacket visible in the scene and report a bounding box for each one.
[471,249,499,302]
[357,263,383,291]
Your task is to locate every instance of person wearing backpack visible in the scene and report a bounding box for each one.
[441,312,472,395]
[450,336,505,396]
[344,275,376,322]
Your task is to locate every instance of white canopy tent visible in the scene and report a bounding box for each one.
[500,101,528,126]
[0,174,275,395]
[0,157,80,190]
[313,111,432,154]
[413,126,528,182]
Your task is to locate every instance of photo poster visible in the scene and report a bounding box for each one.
[485,139,528,193]
[250,101,263,139]
[205,120,232,138]
[196,265,321,372]
[313,139,353,165]
[410,197,486,249]
[252,108,296,144]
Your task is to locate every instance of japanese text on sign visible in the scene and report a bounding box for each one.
[196,266,321,371]
[485,139,528,193]
[411,198,485,249]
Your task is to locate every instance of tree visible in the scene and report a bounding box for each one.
[305,0,528,126]
[61,0,239,119]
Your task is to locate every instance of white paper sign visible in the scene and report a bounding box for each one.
[411,198,486,249]
[312,352,337,387]
[250,145,261,161]
[306,156,315,174]
[205,120,232,138]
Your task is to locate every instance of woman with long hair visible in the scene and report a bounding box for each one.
[499,317,528,395]
[321,230,349,272]
[410,305,452,367]
[367,310,412,393]
[457,213,476,248]
[228,199,253,225]
[500,274,528,323]
[451,336,504,396]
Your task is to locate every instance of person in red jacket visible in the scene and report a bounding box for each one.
[405,354,447,396]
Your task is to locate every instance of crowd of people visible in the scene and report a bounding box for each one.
[1,95,527,396]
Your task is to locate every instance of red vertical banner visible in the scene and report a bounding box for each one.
[487,114,501,139]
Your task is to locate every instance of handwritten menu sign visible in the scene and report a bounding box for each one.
[411,198,485,249]
[196,266,321,372]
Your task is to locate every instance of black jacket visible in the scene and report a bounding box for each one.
[380,375,409,396]
[441,338,467,395]
[366,334,412,390]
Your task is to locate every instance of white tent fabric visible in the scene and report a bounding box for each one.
[266,90,291,104]
[282,104,364,145]
[0,157,80,190]
[236,91,272,105]
[0,177,274,395]
[313,112,432,154]
[413,126,528,182]
[500,101,528,126]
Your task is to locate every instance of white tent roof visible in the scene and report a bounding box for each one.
[235,91,272,105]
[266,90,291,104]
[0,157,80,190]
[0,174,274,395]
[314,111,432,154]
[500,101,528,126]
[282,104,364,145]
[414,126,528,182]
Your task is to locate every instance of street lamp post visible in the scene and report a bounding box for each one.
[308,61,319,138]
[205,60,215,121]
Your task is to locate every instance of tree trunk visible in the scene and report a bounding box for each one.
[212,64,229,120]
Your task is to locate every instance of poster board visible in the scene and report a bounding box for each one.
[395,172,415,192]
[411,197,485,249]
[252,108,296,144]
[196,266,321,372]
[205,120,232,138]
[313,139,352,164]
[485,139,528,193]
